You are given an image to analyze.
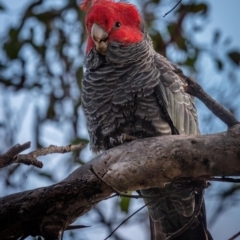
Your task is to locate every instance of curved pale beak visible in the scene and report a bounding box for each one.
[91,23,108,55]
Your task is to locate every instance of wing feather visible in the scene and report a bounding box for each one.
[154,53,200,135]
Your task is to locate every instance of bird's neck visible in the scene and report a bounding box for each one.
[84,35,154,70]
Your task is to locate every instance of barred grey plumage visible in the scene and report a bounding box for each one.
[82,18,212,240]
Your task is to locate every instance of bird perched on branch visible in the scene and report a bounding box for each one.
[81,0,213,239]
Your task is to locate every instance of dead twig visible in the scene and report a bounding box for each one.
[0,142,31,168]
[0,142,86,169]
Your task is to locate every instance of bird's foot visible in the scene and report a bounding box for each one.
[119,133,137,144]
[109,137,118,147]
[109,134,137,148]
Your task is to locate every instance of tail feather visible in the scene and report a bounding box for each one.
[150,218,165,240]
[142,182,213,240]
[150,204,213,240]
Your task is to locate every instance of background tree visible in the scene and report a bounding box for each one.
[0,0,240,239]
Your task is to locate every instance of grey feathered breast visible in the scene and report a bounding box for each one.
[82,36,199,153]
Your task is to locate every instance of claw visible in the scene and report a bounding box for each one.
[108,134,137,148]
[120,133,137,144]
[109,137,117,146]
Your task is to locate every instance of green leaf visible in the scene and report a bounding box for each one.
[46,104,56,118]
[150,32,164,53]
[176,36,187,51]
[192,3,208,14]
[71,138,89,145]
[179,3,208,15]
[185,56,196,67]
[120,194,131,213]
[3,28,22,59]
[228,51,240,66]
[167,24,174,36]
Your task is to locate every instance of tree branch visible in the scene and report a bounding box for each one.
[185,76,239,128]
[0,142,32,168]
[0,142,85,169]
[1,124,240,239]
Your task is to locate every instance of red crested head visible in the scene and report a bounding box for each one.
[81,0,144,54]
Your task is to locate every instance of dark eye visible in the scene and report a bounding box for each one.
[115,22,121,28]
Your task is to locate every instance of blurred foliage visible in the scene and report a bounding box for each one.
[208,183,240,227]
[228,51,240,66]
[0,0,240,239]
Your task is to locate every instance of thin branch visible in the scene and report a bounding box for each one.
[229,231,240,240]
[104,201,151,240]
[61,194,119,240]
[163,0,182,17]
[14,155,43,168]
[0,142,31,168]
[103,188,205,240]
[15,143,86,168]
[65,225,90,230]
[18,143,86,159]
[94,206,127,240]
[0,142,86,169]
[185,76,239,128]
[103,187,202,240]
[210,177,240,183]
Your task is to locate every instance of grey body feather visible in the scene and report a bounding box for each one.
[82,34,212,240]
[83,36,199,150]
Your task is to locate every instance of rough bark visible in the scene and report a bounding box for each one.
[1,124,240,239]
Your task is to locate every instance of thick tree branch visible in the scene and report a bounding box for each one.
[1,124,240,239]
